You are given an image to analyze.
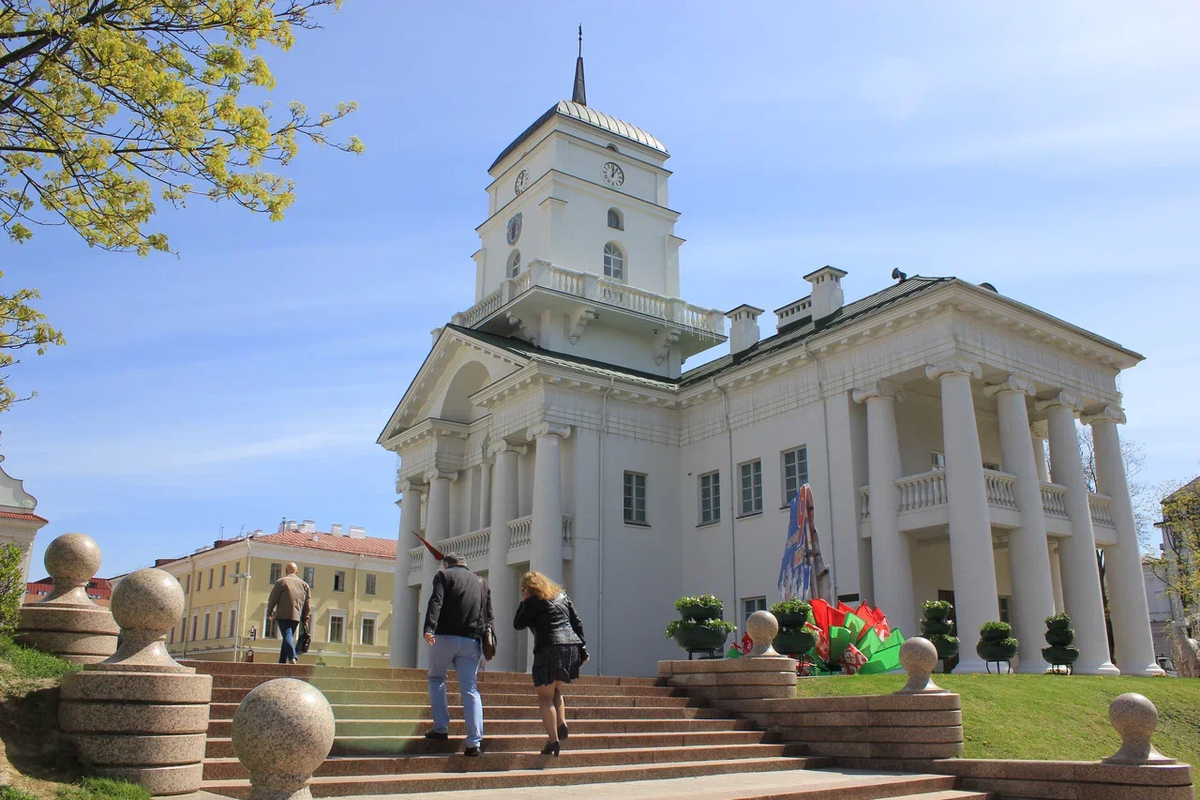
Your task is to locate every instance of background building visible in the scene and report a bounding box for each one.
[0,455,48,588]
[154,519,396,665]
[25,576,112,606]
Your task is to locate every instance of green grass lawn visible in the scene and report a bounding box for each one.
[0,636,80,697]
[794,672,1200,765]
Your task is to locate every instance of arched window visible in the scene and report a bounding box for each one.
[507,250,521,279]
[606,144,619,152]
[607,208,623,230]
[603,242,624,280]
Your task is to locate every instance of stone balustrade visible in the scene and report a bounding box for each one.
[982,468,1019,509]
[1089,492,1115,527]
[1040,482,1070,518]
[407,515,573,579]
[896,470,947,513]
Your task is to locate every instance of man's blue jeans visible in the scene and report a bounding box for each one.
[277,619,299,664]
[427,635,483,748]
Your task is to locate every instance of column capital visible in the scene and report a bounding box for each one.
[925,358,982,382]
[487,440,528,458]
[1034,391,1083,413]
[422,469,459,483]
[527,422,572,442]
[852,380,906,404]
[1081,405,1126,426]
[396,478,426,494]
[984,374,1036,397]
[1030,420,1049,438]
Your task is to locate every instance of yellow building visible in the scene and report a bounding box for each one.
[157,520,397,665]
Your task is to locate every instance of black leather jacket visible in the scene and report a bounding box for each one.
[513,593,586,653]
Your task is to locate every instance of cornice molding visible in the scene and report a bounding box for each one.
[852,380,906,405]
[984,374,1037,397]
[1034,391,1083,413]
[1080,405,1126,426]
[527,423,572,441]
[925,358,982,382]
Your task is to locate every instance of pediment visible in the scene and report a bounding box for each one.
[0,456,37,511]
[376,328,528,447]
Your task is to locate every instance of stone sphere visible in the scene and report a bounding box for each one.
[1109,692,1158,740]
[232,679,335,778]
[44,532,102,585]
[900,636,939,676]
[111,568,185,632]
[746,610,779,644]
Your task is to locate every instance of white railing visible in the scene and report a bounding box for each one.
[983,469,1019,510]
[896,470,948,513]
[439,527,491,561]
[562,514,575,547]
[507,516,532,549]
[859,487,871,520]
[456,260,724,337]
[408,546,424,576]
[1089,493,1115,527]
[1041,483,1069,518]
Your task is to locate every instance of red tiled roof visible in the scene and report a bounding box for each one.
[251,530,397,559]
[0,510,48,523]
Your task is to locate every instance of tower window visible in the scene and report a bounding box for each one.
[507,250,521,279]
[603,242,624,280]
[607,208,623,231]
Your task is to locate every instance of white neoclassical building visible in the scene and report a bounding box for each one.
[0,455,48,588]
[379,57,1161,677]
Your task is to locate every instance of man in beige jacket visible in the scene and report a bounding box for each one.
[266,562,311,664]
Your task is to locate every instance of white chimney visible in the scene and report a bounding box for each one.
[301,519,316,533]
[330,523,344,537]
[348,525,366,539]
[725,305,764,356]
[804,266,847,320]
[285,518,297,531]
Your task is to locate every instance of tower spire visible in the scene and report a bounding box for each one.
[572,24,587,106]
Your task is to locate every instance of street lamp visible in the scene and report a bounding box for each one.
[232,571,251,662]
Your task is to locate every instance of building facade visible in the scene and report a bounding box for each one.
[379,59,1161,677]
[0,455,48,588]
[154,520,396,665]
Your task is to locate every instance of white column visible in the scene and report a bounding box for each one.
[390,480,424,668]
[1031,421,1050,483]
[526,423,570,585]
[1049,543,1065,614]
[1083,406,1164,676]
[986,376,1055,674]
[418,469,456,669]
[1037,393,1119,675]
[926,359,998,674]
[852,381,916,638]
[487,440,526,672]
[479,460,493,530]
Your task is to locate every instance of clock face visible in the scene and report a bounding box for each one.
[514,169,529,195]
[602,161,625,187]
[506,212,523,245]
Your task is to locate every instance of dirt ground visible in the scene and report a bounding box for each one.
[0,662,79,799]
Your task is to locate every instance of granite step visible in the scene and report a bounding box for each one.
[207,716,753,737]
[206,701,727,722]
[183,661,658,686]
[203,743,808,780]
[211,688,700,707]
[207,674,679,695]
[199,755,832,798]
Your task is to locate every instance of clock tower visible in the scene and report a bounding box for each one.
[455,43,725,377]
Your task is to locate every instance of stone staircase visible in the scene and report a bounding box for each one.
[187,661,987,799]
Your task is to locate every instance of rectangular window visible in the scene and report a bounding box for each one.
[202,613,211,640]
[361,617,376,646]
[333,571,346,592]
[169,627,175,644]
[215,611,223,639]
[998,596,1012,625]
[983,461,1001,472]
[208,569,214,590]
[365,574,377,596]
[781,446,809,506]
[329,613,346,644]
[931,451,946,470]
[266,617,277,638]
[303,566,315,587]
[229,608,238,638]
[220,566,226,587]
[195,572,201,593]
[191,616,198,642]
[184,574,190,594]
[742,596,767,627]
[699,471,720,525]
[269,563,282,584]
[623,471,647,524]
[233,562,240,584]
[739,459,763,516]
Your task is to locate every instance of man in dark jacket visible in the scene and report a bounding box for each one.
[423,553,492,756]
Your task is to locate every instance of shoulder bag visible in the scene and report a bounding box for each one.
[477,575,497,661]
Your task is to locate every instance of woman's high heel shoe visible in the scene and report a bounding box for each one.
[557,724,569,741]
[540,740,561,757]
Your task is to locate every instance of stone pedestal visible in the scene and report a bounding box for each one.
[60,568,212,795]
[15,533,118,663]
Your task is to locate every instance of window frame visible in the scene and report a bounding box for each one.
[507,249,521,279]
[333,570,346,593]
[360,612,378,646]
[607,207,623,231]
[742,596,767,628]
[780,445,809,507]
[208,569,214,590]
[191,615,198,642]
[698,470,721,525]
[931,451,946,471]
[302,566,315,587]
[269,563,282,584]
[202,612,211,641]
[603,242,625,281]
[623,471,648,526]
[228,605,238,638]
[220,565,226,587]
[738,459,764,517]
[183,574,190,594]
[215,610,223,640]
[365,573,377,596]
[328,611,347,644]
[233,562,240,584]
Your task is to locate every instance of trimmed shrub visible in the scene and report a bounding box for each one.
[1043,613,1079,669]
[920,600,959,665]
[976,621,1019,662]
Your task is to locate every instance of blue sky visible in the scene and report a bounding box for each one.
[5,2,1199,577]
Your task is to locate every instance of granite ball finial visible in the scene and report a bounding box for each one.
[232,679,335,800]
[1103,692,1175,765]
[746,610,781,658]
[43,532,103,604]
[895,636,946,695]
[100,567,190,673]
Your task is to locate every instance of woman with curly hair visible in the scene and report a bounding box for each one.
[513,570,588,756]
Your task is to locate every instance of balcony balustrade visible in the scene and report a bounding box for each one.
[406,514,575,581]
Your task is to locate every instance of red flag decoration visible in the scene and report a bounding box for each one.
[733,632,754,655]
[412,531,444,562]
[839,643,869,675]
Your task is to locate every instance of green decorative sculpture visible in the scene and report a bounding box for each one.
[1041,613,1080,675]
[920,600,959,672]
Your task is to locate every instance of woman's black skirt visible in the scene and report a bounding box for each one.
[532,643,583,687]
